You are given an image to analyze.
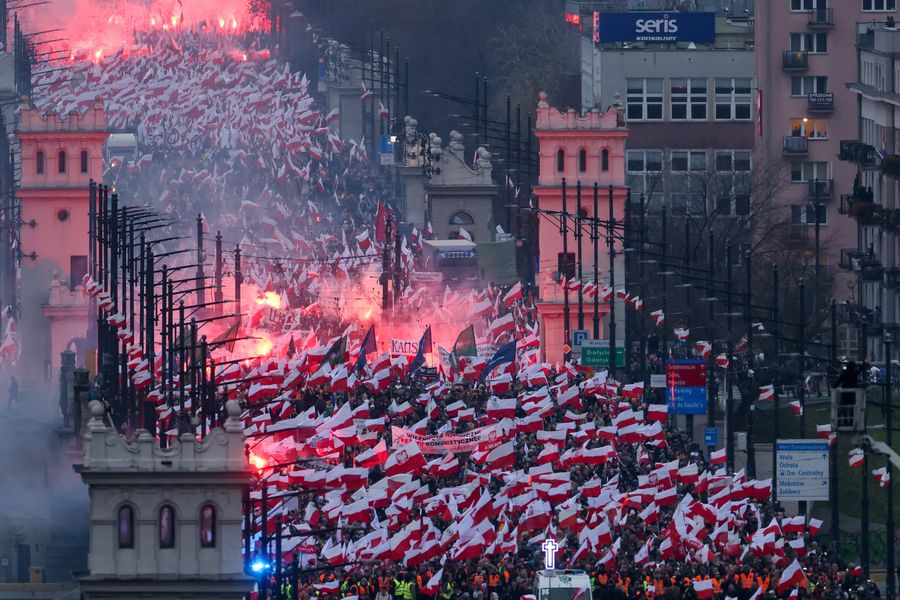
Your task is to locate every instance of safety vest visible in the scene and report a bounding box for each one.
[379,576,390,591]
[488,575,501,588]
[394,579,405,597]
[473,575,485,587]
[442,583,454,600]
[402,582,414,600]
[741,573,755,589]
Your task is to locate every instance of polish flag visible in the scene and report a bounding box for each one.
[384,442,427,476]
[420,568,443,596]
[710,448,727,464]
[848,448,865,468]
[808,518,823,536]
[758,384,775,402]
[356,439,388,467]
[650,309,665,327]
[647,404,668,422]
[485,440,516,472]
[487,396,517,419]
[693,579,715,600]
[816,424,832,439]
[502,282,523,307]
[789,400,803,415]
[777,559,807,595]
[315,580,341,594]
[695,340,712,358]
[715,353,729,368]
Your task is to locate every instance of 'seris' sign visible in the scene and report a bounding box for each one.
[595,12,715,44]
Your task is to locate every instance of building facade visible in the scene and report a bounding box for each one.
[533,92,628,365]
[580,13,755,223]
[75,399,252,599]
[841,22,900,362]
[15,98,107,394]
[755,0,896,299]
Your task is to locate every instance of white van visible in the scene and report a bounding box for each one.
[534,570,593,600]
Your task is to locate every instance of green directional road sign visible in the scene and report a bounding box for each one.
[581,344,625,367]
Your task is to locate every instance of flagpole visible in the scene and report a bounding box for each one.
[576,180,584,331]
[561,178,571,364]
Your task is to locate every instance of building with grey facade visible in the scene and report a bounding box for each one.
[840,22,900,362]
[575,7,755,221]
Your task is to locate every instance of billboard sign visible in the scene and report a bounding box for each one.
[775,440,830,501]
[666,359,708,414]
[596,12,716,44]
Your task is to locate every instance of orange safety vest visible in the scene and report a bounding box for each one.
[741,573,755,589]
[473,575,485,587]
[379,576,390,591]
[489,575,501,588]
[712,579,723,594]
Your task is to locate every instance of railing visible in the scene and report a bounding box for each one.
[839,140,880,169]
[807,6,833,27]
[839,248,867,271]
[783,135,809,154]
[881,154,900,177]
[807,92,833,113]
[782,51,809,70]
[808,179,833,199]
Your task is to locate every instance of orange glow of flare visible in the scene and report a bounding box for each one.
[231,17,238,29]
[248,452,267,471]
[150,17,157,26]
[170,14,179,27]
[218,17,226,28]
[363,309,372,320]
[256,338,273,357]
[255,291,281,309]
[93,49,103,63]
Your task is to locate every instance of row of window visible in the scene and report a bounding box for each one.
[554,148,610,172]
[625,78,751,122]
[791,76,828,96]
[791,0,895,11]
[626,149,751,173]
[791,117,829,139]
[36,150,89,175]
[790,32,827,54]
[118,504,217,549]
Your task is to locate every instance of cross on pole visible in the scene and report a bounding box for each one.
[542,538,559,570]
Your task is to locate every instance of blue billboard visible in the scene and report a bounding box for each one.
[596,12,716,44]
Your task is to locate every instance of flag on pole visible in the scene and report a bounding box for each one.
[354,326,376,372]
[409,326,433,373]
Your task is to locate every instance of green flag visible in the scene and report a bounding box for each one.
[451,325,477,374]
[453,325,477,357]
[322,336,347,369]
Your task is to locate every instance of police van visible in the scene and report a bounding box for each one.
[533,569,593,600]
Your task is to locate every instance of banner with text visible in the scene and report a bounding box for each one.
[391,423,504,454]
[391,339,419,357]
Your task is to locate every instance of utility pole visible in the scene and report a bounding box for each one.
[684,220,693,437]
[861,309,870,577]
[772,264,780,499]
[592,183,600,339]
[562,179,571,364]
[707,232,716,433]
[196,214,205,308]
[884,331,895,600]
[214,232,224,316]
[798,277,807,517]
[830,297,839,547]
[814,177,821,311]
[639,193,646,390]
[233,246,243,321]
[745,250,755,478]
[382,214,393,315]
[608,185,616,377]
[726,243,735,472]
[576,181,584,331]
[660,203,668,361]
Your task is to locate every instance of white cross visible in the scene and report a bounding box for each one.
[542,538,559,570]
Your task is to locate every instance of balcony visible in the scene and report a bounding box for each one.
[807,7,833,28]
[885,267,900,290]
[808,179,833,199]
[849,199,883,226]
[839,140,880,169]
[783,135,809,155]
[807,93,833,114]
[881,154,900,178]
[783,51,809,71]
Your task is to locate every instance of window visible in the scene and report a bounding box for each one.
[791,76,828,96]
[715,78,752,121]
[791,0,815,9]
[58,150,67,174]
[671,150,707,172]
[159,505,176,548]
[601,149,609,172]
[863,0,896,10]
[626,150,664,213]
[670,78,707,121]
[70,256,87,291]
[80,150,89,174]
[578,148,587,172]
[118,506,135,549]
[791,161,829,182]
[715,151,752,216]
[556,148,565,172]
[449,211,474,225]
[791,204,827,225]
[626,150,663,173]
[790,118,829,139]
[790,33,827,53]
[36,150,45,174]
[626,78,663,121]
[671,150,708,216]
[200,505,216,548]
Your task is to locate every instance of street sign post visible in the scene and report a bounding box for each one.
[650,374,666,389]
[703,427,719,447]
[572,329,590,348]
[580,340,625,367]
[775,439,830,501]
[666,360,708,414]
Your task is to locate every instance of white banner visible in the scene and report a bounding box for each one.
[391,423,504,454]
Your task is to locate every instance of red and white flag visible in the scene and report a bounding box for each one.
[777,559,807,595]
